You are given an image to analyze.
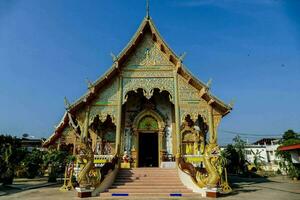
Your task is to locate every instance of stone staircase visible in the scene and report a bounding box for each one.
[100,168,199,198]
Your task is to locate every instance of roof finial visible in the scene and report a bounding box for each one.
[85,78,93,89]
[206,78,212,88]
[229,98,236,108]
[64,96,71,110]
[146,0,150,19]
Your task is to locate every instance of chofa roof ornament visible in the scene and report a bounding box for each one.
[146,0,150,19]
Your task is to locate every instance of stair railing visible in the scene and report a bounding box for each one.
[99,155,119,181]
[178,156,198,181]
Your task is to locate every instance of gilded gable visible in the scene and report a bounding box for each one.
[124,32,173,70]
[178,75,204,102]
[93,77,119,105]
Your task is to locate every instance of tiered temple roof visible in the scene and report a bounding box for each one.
[43,16,232,147]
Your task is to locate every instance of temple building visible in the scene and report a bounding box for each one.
[44,3,232,198]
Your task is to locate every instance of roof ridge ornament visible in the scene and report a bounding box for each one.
[179,52,187,62]
[64,96,71,110]
[110,52,118,62]
[228,99,235,108]
[85,78,93,89]
[206,78,212,88]
[146,0,150,19]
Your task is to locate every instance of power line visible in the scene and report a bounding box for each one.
[219,129,282,138]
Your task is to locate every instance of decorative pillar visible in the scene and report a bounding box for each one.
[82,107,90,141]
[132,128,138,168]
[73,136,77,155]
[174,70,181,159]
[159,130,164,166]
[208,105,216,144]
[213,114,222,144]
[57,138,61,151]
[116,75,123,154]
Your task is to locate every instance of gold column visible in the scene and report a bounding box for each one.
[57,138,61,151]
[213,115,221,144]
[158,130,164,167]
[116,75,123,154]
[82,107,90,141]
[174,70,181,159]
[132,129,138,168]
[208,105,216,144]
[73,136,76,155]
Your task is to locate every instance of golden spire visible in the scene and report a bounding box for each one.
[146,0,150,19]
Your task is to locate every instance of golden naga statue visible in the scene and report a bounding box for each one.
[76,142,95,187]
[179,141,232,193]
[195,143,220,188]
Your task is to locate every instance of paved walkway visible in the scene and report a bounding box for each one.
[220,176,300,200]
[0,178,59,197]
[0,176,299,200]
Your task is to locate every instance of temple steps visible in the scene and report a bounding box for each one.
[100,192,198,197]
[107,188,192,193]
[99,168,200,198]
[110,185,188,189]
[112,182,184,186]
[114,177,181,181]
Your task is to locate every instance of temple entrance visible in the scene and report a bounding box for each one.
[123,89,172,168]
[138,132,158,167]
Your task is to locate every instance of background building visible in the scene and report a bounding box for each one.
[279,144,300,164]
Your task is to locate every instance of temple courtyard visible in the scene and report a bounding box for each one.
[0,176,299,200]
[1,1,299,200]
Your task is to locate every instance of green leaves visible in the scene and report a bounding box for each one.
[0,135,25,184]
[251,149,264,169]
[43,149,70,182]
[21,149,45,178]
[276,129,300,179]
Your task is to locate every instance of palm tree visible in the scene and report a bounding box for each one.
[251,149,264,170]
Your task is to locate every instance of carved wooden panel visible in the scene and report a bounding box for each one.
[122,70,173,78]
[213,114,222,135]
[124,32,173,69]
[88,77,119,125]
[61,126,76,144]
[178,75,202,101]
[178,75,208,123]
[89,105,118,124]
[93,78,119,105]
[122,77,174,103]
[179,103,208,123]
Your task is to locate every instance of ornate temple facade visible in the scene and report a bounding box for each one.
[44,10,232,197]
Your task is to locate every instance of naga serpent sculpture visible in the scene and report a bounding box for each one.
[77,141,118,189]
[195,143,220,188]
[77,143,95,187]
[179,143,221,189]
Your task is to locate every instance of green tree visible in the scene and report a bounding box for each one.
[222,144,240,174]
[0,135,27,184]
[43,149,69,182]
[233,135,247,174]
[280,130,300,146]
[251,149,264,170]
[218,149,229,175]
[21,149,45,178]
[276,130,300,179]
[219,149,229,168]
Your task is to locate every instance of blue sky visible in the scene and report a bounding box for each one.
[0,0,299,145]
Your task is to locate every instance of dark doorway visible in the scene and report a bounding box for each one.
[138,132,158,167]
